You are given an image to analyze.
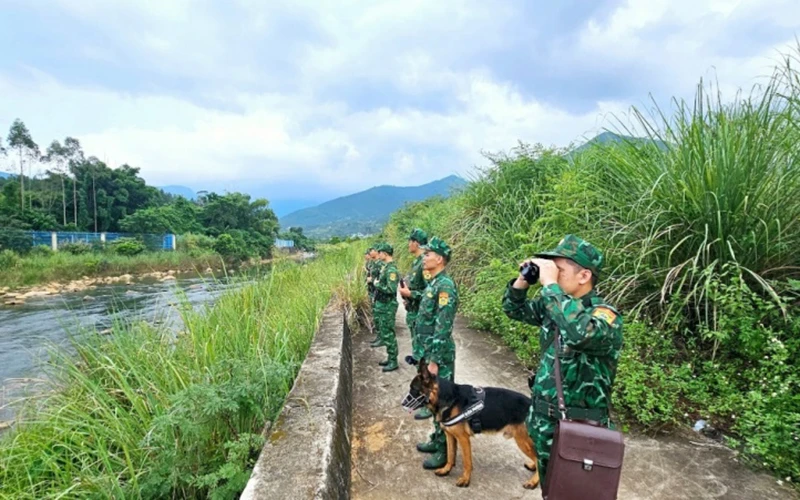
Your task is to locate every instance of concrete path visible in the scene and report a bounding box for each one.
[350,304,797,499]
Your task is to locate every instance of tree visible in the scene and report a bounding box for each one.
[7,119,39,211]
[64,137,84,226]
[44,140,69,225]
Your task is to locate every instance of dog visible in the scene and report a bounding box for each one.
[402,360,540,489]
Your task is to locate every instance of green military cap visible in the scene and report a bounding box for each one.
[535,234,603,275]
[376,243,394,255]
[422,236,451,262]
[408,228,429,245]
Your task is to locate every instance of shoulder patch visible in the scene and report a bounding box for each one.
[438,291,449,306]
[592,307,618,325]
[389,272,397,281]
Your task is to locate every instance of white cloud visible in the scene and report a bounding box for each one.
[2,0,800,200]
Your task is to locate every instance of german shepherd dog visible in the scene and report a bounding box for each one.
[402,361,540,489]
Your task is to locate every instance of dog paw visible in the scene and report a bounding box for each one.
[524,460,537,472]
[523,478,540,490]
[434,466,452,476]
[456,476,471,488]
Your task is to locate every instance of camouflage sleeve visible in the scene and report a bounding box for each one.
[409,269,425,301]
[502,279,547,326]
[373,266,398,295]
[539,284,620,355]
[429,283,457,365]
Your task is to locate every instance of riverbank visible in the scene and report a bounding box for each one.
[0,250,226,292]
[0,243,364,499]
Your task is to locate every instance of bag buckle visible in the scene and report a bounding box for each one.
[583,459,593,471]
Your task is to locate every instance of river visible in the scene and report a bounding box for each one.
[0,273,244,423]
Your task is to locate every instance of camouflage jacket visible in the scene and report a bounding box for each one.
[502,281,623,413]
[415,271,458,365]
[373,261,399,303]
[404,254,427,312]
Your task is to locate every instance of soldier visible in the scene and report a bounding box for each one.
[501,235,623,491]
[413,237,458,470]
[399,228,432,420]
[371,243,400,372]
[367,246,384,345]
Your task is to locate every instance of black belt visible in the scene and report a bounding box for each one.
[533,399,608,422]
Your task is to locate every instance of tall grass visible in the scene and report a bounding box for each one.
[0,243,365,499]
[0,250,224,290]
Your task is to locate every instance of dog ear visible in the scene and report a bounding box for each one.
[417,358,427,374]
[419,360,431,380]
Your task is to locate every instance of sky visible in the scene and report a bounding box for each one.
[1,0,799,215]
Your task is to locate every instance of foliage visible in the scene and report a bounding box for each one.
[178,233,217,256]
[1,119,280,261]
[0,244,364,498]
[0,227,32,253]
[0,249,20,269]
[110,237,147,256]
[279,226,315,251]
[59,241,93,255]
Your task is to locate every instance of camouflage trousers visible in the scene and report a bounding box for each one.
[405,309,424,361]
[528,410,557,488]
[428,359,454,451]
[373,301,398,360]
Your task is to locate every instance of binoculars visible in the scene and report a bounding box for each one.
[519,262,540,285]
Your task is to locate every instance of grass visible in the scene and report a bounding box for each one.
[0,242,366,499]
[382,46,800,484]
[0,250,225,290]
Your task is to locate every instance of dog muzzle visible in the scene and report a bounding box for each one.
[401,392,427,412]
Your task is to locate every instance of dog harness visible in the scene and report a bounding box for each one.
[442,386,486,433]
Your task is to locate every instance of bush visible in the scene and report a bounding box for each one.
[110,238,146,256]
[177,233,216,256]
[59,242,93,255]
[0,228,32,254]
[0,249,21,269]
[29,245,54,257]
[213,233,249,261]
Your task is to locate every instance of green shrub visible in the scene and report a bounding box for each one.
[0,249,21,269]
[177,233,216,256]
[29,245,54,257]
[110,238,146,256]
[59,242,93,255]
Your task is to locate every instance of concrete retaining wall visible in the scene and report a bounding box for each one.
[241,304,353,499]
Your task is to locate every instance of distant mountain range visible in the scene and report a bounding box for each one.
[0,171,13,179]
[280,175,467,238]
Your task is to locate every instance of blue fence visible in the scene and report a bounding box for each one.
[26,231,176,251]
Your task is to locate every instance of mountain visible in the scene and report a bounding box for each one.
[280,175,467,238]
[159,185,196,199]
[0,171,13,179]
[572,131,668,154]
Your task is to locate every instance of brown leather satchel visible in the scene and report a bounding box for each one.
[543,336,625,500]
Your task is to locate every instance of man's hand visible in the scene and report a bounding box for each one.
[367,276,373,284]
[513,260,531,290]
[531,258,558,286]
[399,282,411,297]
[427,362,439,376]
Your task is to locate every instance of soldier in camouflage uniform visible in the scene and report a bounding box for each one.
[502,235,623,491]
[412,237,459,470]
[371,243,400,372]
[367,247,385,346]
[399,228,433,420]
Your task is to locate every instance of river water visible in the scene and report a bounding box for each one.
[0,274,243,423]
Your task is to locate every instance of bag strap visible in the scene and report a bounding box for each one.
[553,333,568,420]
